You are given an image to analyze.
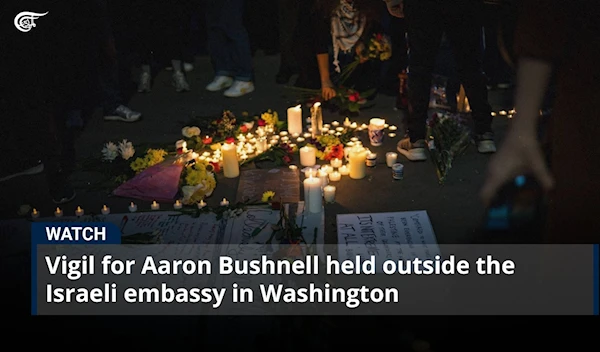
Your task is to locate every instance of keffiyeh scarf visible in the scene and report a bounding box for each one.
[331,0,366,73]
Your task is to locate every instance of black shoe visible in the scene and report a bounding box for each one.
[0,160,44,183]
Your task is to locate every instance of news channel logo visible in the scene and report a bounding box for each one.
[14,11,48,33]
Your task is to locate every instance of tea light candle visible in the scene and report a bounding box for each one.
[321,165,333,174]
[287,105,303,135]
[54,207,63,217]
[346,141,355,147]
[222,142,240,178]
[349,146,367,179]
[331,121,340,127]
[247,133,254,138]
[386,152,398,167]
[220,198,229,207]
[101,205,110,215]
[304,168,317,178]
[128,202,137,212]
[330,158,342,168]
[75,206,84,217]
[198,200,207,209]
[321,127,329,133]
[350,137,359,142]
[499,110,507,115]
[323,185,336,203]
[335,132,342,136]
[288,165,298,170]
[384,123,389,129]
[343,118,351,127]
[303,132,312,138]
[388,125,398,131]
[303,175,322,213]
[318,169,329,187]
[491,112,497,117]
[360,123,368,129]
[350,122,358,129]
[296,137,305,143]
[289,143,296,149]
[279,131,288,137]
[339,165,350,175]
[272,135,280,140]
[299,146,316,167]
[366,152,377,167]
[151,201,160,210]
[174,200,183,210]
[31,208,40,218]
[388,133,397,138]
[328,130,335,135]
[335,127,344,132]
[329,171,341,182]
[292,133,300,138]
[281,136,289,142]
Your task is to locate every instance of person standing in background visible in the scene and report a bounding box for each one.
[275,0,300,84]
[204,0,255,98]
[481,0,600,243]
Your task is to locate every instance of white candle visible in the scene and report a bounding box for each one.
[101,205,110,215]
[247,133,254,138]
[222,142,240,178]
[335,127,344,132]
[350,122,358,129]
[288,165,298,170]
[346,141,355,147]
[304,168,317,178]
[384,123,389,129]
[202,152,211,157]
[343,118,351,127]
[151,201,159,211]
[281,136,289,142]
[386,152,398,167]
[499,110,507,115]
[331,121,340,127]
[330,158,342,168]
[75,206,84,217]
[349,146,367,179]
[54,207,62,217]
[370,118,386,129]
[335,132,342,136]
[328,130,335,135]
[287,105,303,135]
[320,165,333,174]
[303,176,322,213]
[388,125,398,131]
[296,137,305,143]
[360,123,368,129]
[329,171,341,182]
[299,146,316,167]
[128,202,137,212]
[323,185,336,203]
[350,137,359,142]
[388,133,397,138]
[198,200,207,209]
[318,169,329,187]
[279,131,288,137]
[339,165,350,175]
[322,127,329,133]
[174,200,182,210]
[303,133,312,138]
[31,208,40,218]
[220,198,229,207]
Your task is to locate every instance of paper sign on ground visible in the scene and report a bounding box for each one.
[336,210,440,262]
[235,168,300,204]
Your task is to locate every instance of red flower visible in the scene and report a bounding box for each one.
[325,144,344,160]
[225,137,235,144]
[257,119,266,126]
[240,125,248,133]
[376,33,384,41]
[282,155,291,164]
[348,92,360,102]
[210,162,220,173]
[176,147,184,155]
[202,136,213,144]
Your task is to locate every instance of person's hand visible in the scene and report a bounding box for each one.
[384,0,404,18]
[355,42,368,63]
[321,80,336,101]
[480,131,555,207]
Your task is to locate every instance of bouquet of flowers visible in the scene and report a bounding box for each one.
[426,112,471,184]
[180,159,217,205]
[287,86,376,115]
[241,143,296,166]
[306,134,345,161]
[338,33,392,85]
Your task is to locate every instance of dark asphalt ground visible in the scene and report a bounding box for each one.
[0,52,514,244]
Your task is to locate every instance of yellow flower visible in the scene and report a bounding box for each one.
[261,191,275,203]
[130,157,148,173]
[316,150,325,160]
[144,148,167,167]
[261,110,279,126]
[380,51,391,61]
[210,143,222,151]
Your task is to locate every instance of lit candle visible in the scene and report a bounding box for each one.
[350,122,358,129]
[318,169,329,187]
[151,201,160,211]
[279,131,288,137]
[222,142,240,178]
[491,112,497,117]
[31,208,40,218]
[296,137,305,143]
[287,105,303,135]
[323,185,336,203]
[343,117,351,127]
[101,205,110,215]
[335,127,344,132]
[128,202,137,212]
[54,207,63,217]
[349,146,367,179]
[174,200,182,210]
[303,132,312,138]
[350,137,359,142]
[384,123,389,129]
[303,175,322,213]
[289,165,298,170]
[247,133,254,138]
[388,133,397,138]
[198,200,207,209]
[322,127,329,133]
[321,165,333,174]
[328,130,335,135]
[75,206,84,217]
[366,152,377,167]
[299,146,316,167]
[499,110,507,116]
[361,123,368,129]
[202,152,211,157]
[323,124,331,129]
[388,125,398,131]
[331,121,340,127]
[289,143,296,149]
[329,171,341,182]
[281,136,289,142]
[220,198,229,207]
[304,168,317,178]
[368,118,386,147]
[273,135,280,140]
[339,165,350,176]
[386,152,398,167]
[203,136,213,144]
[346,141,355,147]
[335,132,342,136]
[330,158,342,168]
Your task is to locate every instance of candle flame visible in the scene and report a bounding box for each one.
[130,202,134,207]
[103,205,107,209]
[32,208,38,214]
[56,207,61,212]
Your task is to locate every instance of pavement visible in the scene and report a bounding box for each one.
[0,52,514,244]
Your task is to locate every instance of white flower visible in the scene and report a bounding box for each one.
[182,126,201,138]
[102,142,119,162]
[176,139,187,150]
[243,121,254,130]
[118,139,135,160]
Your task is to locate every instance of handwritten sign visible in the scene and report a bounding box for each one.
[235,168,300,204]
[336,211,440,262]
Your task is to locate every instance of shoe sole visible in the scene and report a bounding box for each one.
[53,191,77,205]
[224,87,255,98]
[397,147,427,161]
[477,141,497,154]
[103,115,141,122]
[206,84,233,92]
[0,164,44,182]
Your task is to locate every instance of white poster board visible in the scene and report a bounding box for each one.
[336,210,440,262]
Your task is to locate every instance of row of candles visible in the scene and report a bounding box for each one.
[35,197,235,218]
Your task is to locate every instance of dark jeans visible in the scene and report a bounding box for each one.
[404,0,492,141]
[205,0,253,81]
[277,0,300,73]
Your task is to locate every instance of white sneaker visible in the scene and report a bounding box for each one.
[104,105,142,122]
[138,72,151,93]
[172,71,190,92]
[224,81,255,98]
[397,137,428,161]
[206,76,233,92]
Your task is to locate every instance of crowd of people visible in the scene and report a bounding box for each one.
[2,0,597,243]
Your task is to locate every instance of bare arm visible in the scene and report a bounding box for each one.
[317,53,336,100]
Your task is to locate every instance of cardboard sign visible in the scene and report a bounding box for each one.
[235,168,300,204]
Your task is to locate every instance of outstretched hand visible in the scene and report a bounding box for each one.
[480,132,555,207]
